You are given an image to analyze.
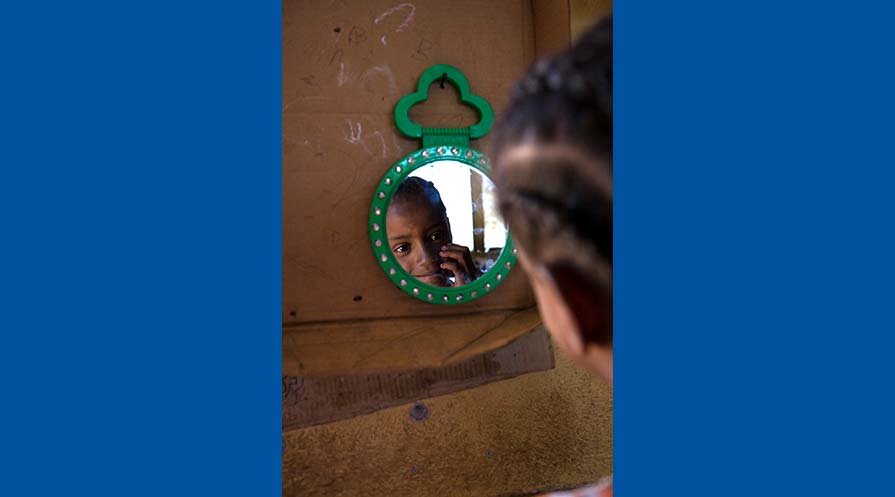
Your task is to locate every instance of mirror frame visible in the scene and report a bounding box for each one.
[369,145,518,305]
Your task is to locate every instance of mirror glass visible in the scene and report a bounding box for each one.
[386,161,507,288]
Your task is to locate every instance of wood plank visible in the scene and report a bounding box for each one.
[571,0,613,42]
[283,306,543,376]
[533,0,571,58]
[283,326,554,431]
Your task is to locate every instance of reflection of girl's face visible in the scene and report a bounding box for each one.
[387,196,453,287]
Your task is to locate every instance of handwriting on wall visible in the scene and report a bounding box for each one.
[284,1,434,98]
[374,3,417,45]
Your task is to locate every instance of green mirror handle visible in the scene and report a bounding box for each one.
[394,64,494,141]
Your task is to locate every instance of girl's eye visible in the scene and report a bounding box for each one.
[429,232,444,242]
[394,243,410,254]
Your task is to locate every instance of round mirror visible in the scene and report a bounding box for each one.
[369,146,517,304]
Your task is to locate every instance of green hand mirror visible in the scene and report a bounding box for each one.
[369,64,517,305]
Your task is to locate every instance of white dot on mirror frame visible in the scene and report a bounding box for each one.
[380,254,387,262]
[422,150,429,158]
[451,147,459,155]
[466,151,474,158]
[471,291,478,298]
[496,273,503,280]
[485,283,491,290]
[389,268,396,275]
[512,248,518,254]
[505,261,511,268]
[413,288,420,295]
[436,146,445,155]
[372,223,380,231]
[396,165,403,173]
[374,207,381,215]
[407,157,415,165]
[427,293,433,300]
[400,279,407,286]
[385,178,391,185]
[456,294,463,301]
[375,240,382,247]
[378,192,385,199]
[442,295,449,302]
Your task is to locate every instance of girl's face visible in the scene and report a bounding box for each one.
[386,196,453,287]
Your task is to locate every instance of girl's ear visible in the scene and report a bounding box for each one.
[530,261,612,382]
[526,263,585,357]
[545,263,612,347]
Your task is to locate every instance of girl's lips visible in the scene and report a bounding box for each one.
[415,273,449,287]
[414,269,449,278]
[415,273,447,281]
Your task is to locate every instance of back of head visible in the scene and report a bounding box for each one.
[493,16,612,163]
[491,17,613,350]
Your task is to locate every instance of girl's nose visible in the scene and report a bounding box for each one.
[419,245,440,265]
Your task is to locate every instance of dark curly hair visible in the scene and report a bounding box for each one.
[490,16,612,345]
[393,176,448,218]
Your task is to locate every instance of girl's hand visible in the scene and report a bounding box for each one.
[439,244,480,286]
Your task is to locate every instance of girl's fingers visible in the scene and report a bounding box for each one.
[441,245,477,279]
[443,244,471,255]
[439,260,465,282]
[440,248,467,261]
[440,259,460,273]
[441,260,472,286]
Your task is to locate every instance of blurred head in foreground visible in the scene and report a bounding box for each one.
[491,16,613,382]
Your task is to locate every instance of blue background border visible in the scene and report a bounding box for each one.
[3,0,895,495]
[616,1,895,495]
[2,1,281,495]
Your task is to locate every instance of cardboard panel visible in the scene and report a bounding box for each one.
[283,0,538,325]
[283,113,534,324]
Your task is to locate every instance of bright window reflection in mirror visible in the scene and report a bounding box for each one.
[409,161,475,249]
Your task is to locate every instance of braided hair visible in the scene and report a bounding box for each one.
[393,176,448,218]
[491,16,612,345]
